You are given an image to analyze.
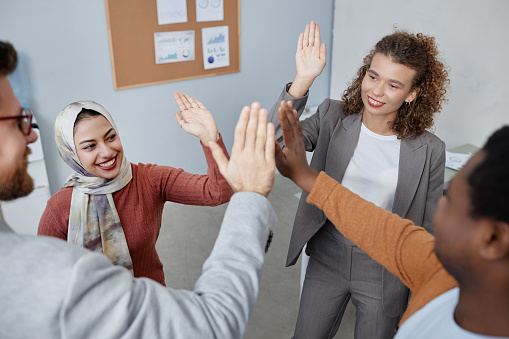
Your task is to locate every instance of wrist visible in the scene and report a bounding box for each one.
[294,167,319,194]
[289,76,314,98]
[236,189,269,198]
[237,185,271,198]
[200,132,219,145]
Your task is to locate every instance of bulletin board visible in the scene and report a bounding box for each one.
[104,0,240,90]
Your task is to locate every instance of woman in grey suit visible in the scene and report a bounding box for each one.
[268,21,449,338]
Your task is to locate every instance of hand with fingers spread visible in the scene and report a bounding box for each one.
[173,91,220,145]
[274,100,318,194]
[289,20,327,98]
[209,102,275,197]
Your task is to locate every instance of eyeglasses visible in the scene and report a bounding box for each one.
[0,108,34,135]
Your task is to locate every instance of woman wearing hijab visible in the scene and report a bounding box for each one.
[38,92,234,285]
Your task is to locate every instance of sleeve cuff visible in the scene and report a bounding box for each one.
[202,133,227,159]
[306,171,341,210]
[200,133,224,148]
[284,82,309,99]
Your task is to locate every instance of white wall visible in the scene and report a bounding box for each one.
[0,0,334,194]
[330,0,509,149]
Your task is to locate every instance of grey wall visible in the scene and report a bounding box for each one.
[330,0,509,149]
[1,1,334,194]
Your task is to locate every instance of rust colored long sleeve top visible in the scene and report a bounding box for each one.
[307,171,458,325]
[38,137,234,286]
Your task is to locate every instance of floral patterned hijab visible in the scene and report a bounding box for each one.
[55,101,133,273]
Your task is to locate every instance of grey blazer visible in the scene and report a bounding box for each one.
[268,84,446,317]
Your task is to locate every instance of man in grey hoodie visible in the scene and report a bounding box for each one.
[0,40,277,339]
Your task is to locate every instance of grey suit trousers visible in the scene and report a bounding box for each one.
[294,222,400,339]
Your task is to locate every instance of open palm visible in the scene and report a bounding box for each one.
[173,91,219,144]
[295,20,327,82]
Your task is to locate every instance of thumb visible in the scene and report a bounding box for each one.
[274,140,286,168]
[175,112,185,128]
[209,141,229,175]
[320,42,327,61]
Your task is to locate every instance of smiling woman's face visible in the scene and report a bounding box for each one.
[361,53,418,121]
[73,115,124,179]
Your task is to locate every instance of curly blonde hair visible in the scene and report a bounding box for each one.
[341,31,449,139]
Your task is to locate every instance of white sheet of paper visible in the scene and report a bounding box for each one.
[154,30,195,64]
[445,151,472,171]
[202,25,229,70]
[156,0,188,25]
[196,0,223,22]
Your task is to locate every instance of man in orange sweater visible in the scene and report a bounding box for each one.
[274,100,509,338]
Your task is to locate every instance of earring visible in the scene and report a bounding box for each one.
[404,101,412,114]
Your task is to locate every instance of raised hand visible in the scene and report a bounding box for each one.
[274,100,318,194]
[209,102,275,197]
[289,20,327,98]
[173,91,219,145]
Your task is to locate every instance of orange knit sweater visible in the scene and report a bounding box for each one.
[307,171,458,325]
[38,138,233,286]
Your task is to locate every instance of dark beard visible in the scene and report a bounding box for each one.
[0,148,34,201]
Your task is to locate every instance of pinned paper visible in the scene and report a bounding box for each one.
[155,31,195,64]
[202,26,229,70]
[156,0,188,25]
[196,0,224,22]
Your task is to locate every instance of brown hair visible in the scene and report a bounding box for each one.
[0,41,18,76]
[342,31,449,139]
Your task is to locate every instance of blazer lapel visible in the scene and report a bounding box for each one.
[392,136,427,217]
[326,113,362,183]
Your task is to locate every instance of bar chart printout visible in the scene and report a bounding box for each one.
[154,30,195,64]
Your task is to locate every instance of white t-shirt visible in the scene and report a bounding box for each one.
[342,123,401,212]
[396,288,506,338]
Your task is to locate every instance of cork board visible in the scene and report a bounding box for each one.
[105,0,240,90]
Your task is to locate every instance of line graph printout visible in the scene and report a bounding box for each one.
[202,26,229,70]
[154,30,195,64]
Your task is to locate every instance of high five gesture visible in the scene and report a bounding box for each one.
[289,20,327,98]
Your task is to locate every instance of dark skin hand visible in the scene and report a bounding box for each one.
[274,100,319,194]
